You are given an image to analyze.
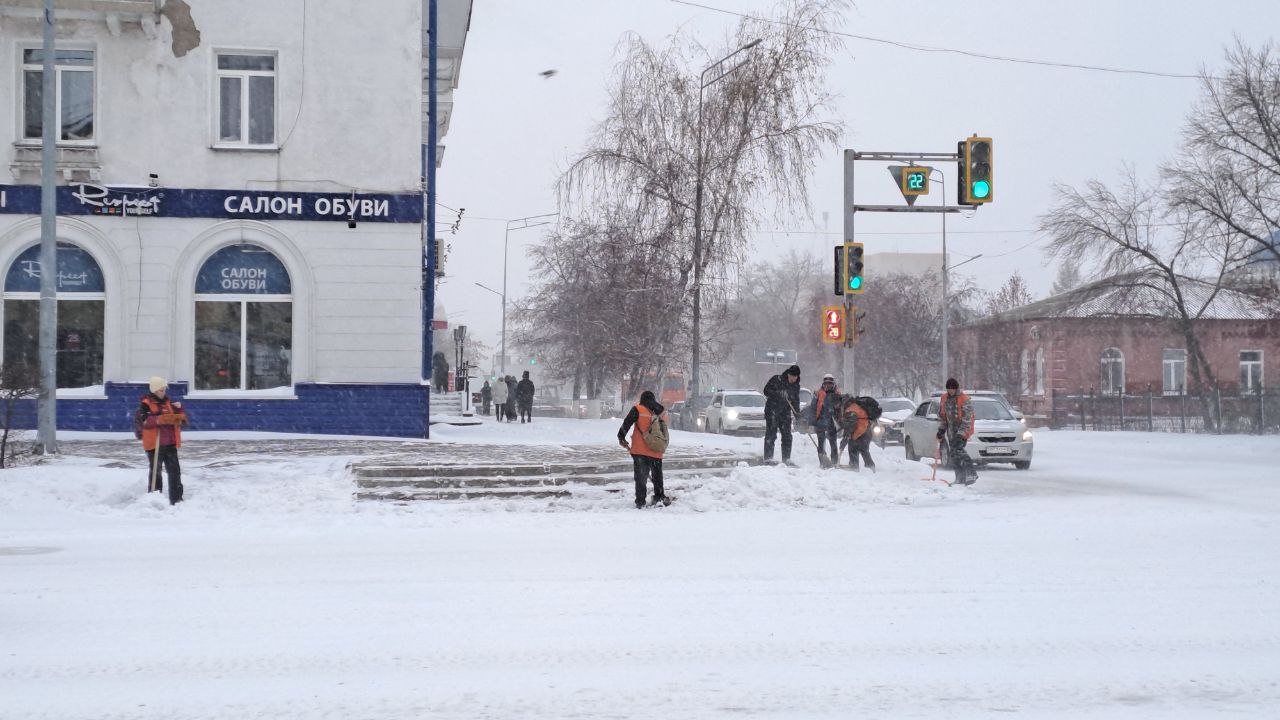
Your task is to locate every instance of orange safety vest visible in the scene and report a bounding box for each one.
[629,404,664,459]
[140,396,185,451]
[941,392,975,439]
[844,400,869,439]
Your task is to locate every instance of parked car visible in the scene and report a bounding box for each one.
[703,390,768,435]
[902,395,1034,469]
[871,396,917,447]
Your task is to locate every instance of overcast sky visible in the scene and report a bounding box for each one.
[437,0,1280,352]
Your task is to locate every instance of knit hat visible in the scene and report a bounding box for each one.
[945,377,959,390]
[149,376,167,392]
[822,373,835,383]
[785,365,801,379]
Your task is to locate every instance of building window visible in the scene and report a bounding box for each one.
[1020,349,1030,396]
[2,242,105,388]
[194,244,291,390]
[1240,350,1263,394]
[21,49,95,142]
[1034,347,1045,396]
[215,53,276,147]
[1162,348,1187,396]
[1100,347,1124,396]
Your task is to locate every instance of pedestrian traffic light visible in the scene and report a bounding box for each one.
[849,307,867,345]
[821,306,845,344]
[958,136,993,205]
[843,242,865,294]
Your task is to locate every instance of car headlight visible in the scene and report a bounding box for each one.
[1022,430,1033,442]
[727,410,739,420]
[872,424,883,435]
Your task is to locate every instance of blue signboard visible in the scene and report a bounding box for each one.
[0,183,424,224]
[196,244,292,295]
[4,242,106,293]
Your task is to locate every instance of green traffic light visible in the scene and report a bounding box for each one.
[849,276,862,290]
[971,180,991,199]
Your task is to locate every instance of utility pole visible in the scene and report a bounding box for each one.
[841,150,854,393]
[37,0,58,455]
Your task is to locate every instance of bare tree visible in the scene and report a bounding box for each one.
[1167,39,1280,271]
[986,271,1035,315]
[547,0,847,386]
[1050,261,1082,296]
[1040,170,1250,397]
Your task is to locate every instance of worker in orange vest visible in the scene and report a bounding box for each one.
[134,376,189,504]
[617,390,669,508]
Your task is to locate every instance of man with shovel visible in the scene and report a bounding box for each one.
[135,376,189,505]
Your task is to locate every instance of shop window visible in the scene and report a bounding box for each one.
[22,48,95,142]
[194,244,291,390]
[1100,347,1124,396]
[215,53,276,146]
[1240,350,1263,394]
[1162,348,1187,396]
[2,242,105,388]
[1020,349,1030,396]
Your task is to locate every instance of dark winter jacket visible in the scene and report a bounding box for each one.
[481,383,492,401]
[505,379,517,406]
[617,396,666,444]
[516,378,535,404]
[763,373,801,417]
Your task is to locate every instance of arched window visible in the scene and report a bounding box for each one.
[1034,347,1045,396]
[194,243,292,390]
[1020,349,1031,396]
[1100,347,1124,396]
[3,241,105,388]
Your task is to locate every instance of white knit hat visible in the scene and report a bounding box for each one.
[149,376,166,392]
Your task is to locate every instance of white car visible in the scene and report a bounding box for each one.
[703,390,768,435]
[871,396,917,447]
[902,395,1034,469]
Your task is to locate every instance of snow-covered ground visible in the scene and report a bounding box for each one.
[2,420,1278,719]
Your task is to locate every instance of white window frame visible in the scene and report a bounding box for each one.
[1240,350,1264,394]
[193,293,292,391]
[1100,347,1124,396]
[18,46,97,146]
[1034,347,1045,396]
[1162,348,1187,396]
[212,50,278,150]
[1019,349,1030,396]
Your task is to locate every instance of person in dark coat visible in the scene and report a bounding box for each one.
[480,380,492,416]
[133,376,189,505]
[839,396,875,472]
[617,390,668,508]
[762,364,801,464]
[805,373,841,464]
[516,371,535,423]
[432,352,450,393]
[504,375,518,422]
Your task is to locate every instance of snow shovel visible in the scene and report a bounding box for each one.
[148,441,161,494]
[922,436,952,486]
[788,399,830,468]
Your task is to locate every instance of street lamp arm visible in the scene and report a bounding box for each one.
[474,282,503,298]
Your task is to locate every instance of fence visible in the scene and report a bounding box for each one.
[1049,385,1277,434]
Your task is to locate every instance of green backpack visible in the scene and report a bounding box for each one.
[640,407,670,454]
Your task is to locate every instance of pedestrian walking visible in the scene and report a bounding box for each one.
[937,377,978,485]
[839,395,876,472]
[491,375,508,421]
[805,373,841,465]
[516,371,535,424]
[133,376,189,505]
[481,380,492,416]
[617,390,669,508]
[762,364,801,465]
[504,375,518,422]
[432,351,450,393]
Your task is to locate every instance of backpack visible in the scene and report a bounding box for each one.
[640,407,670,454]
[851,396,882,422]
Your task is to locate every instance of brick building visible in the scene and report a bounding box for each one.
[951,273,1280,425]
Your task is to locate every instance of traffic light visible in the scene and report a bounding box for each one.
[849,307,867,345]
[833,245,844,296]
[843,242,865,294]
[958,136,993,205]
[821,306,845,344]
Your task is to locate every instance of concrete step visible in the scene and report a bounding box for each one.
[350,455,752,480]
[356,465,734,491]
[359,488,574,502]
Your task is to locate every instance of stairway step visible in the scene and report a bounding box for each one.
[359,488,573,502]
[355,465,734,490]
[350,455,752,479]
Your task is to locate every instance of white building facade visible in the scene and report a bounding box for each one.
[0,0,471,437]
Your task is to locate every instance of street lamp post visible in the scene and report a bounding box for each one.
[502,213,557,374]
[691,38,760,409]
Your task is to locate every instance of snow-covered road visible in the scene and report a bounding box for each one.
[2,423,1277,719]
